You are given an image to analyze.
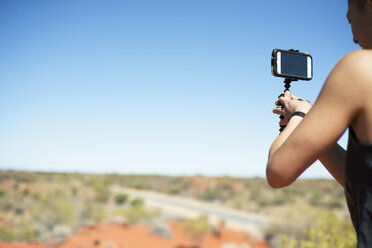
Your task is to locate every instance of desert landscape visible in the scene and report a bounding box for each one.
[0,170,356,248]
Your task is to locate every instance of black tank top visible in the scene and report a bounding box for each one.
[345,126,372,247]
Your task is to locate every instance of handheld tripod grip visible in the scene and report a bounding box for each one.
[278,93,286,132]
[277,78,294,133]
[279,121,286,132]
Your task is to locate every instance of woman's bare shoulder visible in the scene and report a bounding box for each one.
[324,50,372,97]
[336,50,372,80]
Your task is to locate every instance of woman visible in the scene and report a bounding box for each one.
[266,0,372,246]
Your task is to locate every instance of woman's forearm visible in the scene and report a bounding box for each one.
[267,116,304,188]
[268,115,346,187]
[268,116,303,159]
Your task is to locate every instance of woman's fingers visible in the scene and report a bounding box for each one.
[273,107,285,115]
[273,106,288,125]
[283,90,302,101]
[278,95,289,106]
[275,100,282,106]
[279,118,288,126]
[291,94,300,100]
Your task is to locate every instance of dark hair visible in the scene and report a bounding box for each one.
[349,0,366,10]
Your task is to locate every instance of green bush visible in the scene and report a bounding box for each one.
[115,193,129,205]
[94,211,107,223]
[113,206,157,225]
[0,226,16,242]
[30,197,77,227]
[16,220,38,242]
[165,184,182,195]
[325,199,344,209]
[52,199,77,226]
[130,198,145,208]
[0,188,6,197]
[131,183,149,190]
[22,188,29,196]
[82,205,94,220]
[201,187,219,201]
[92,182,110,203]
[280,214,356,248]
[182,215,211,247]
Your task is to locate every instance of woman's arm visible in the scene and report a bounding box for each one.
[270,93,347,187]
[318,144,346,187]
[267,51,367,188]
[269,110,346,187]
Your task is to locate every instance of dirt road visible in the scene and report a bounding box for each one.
[111,187,274,239]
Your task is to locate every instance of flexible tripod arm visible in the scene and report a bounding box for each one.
[278,78,297,132]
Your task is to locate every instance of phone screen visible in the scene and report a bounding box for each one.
[277,51,312,79]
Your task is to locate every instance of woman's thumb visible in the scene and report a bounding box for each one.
[284,90,291,97]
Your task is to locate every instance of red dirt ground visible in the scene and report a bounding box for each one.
[0,222,272,248]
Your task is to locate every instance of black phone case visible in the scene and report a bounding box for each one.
[271,48,313,81]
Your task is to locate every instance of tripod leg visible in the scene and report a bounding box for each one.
[277,79,292,133]
[278,90,290,132]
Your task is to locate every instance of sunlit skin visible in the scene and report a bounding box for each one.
[266,0,372,189]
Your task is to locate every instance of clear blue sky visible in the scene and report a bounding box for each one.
[0,0,357,178]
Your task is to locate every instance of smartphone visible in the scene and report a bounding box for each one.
[271,49,313,81]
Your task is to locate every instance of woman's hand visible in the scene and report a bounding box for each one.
[273,91,312,126]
